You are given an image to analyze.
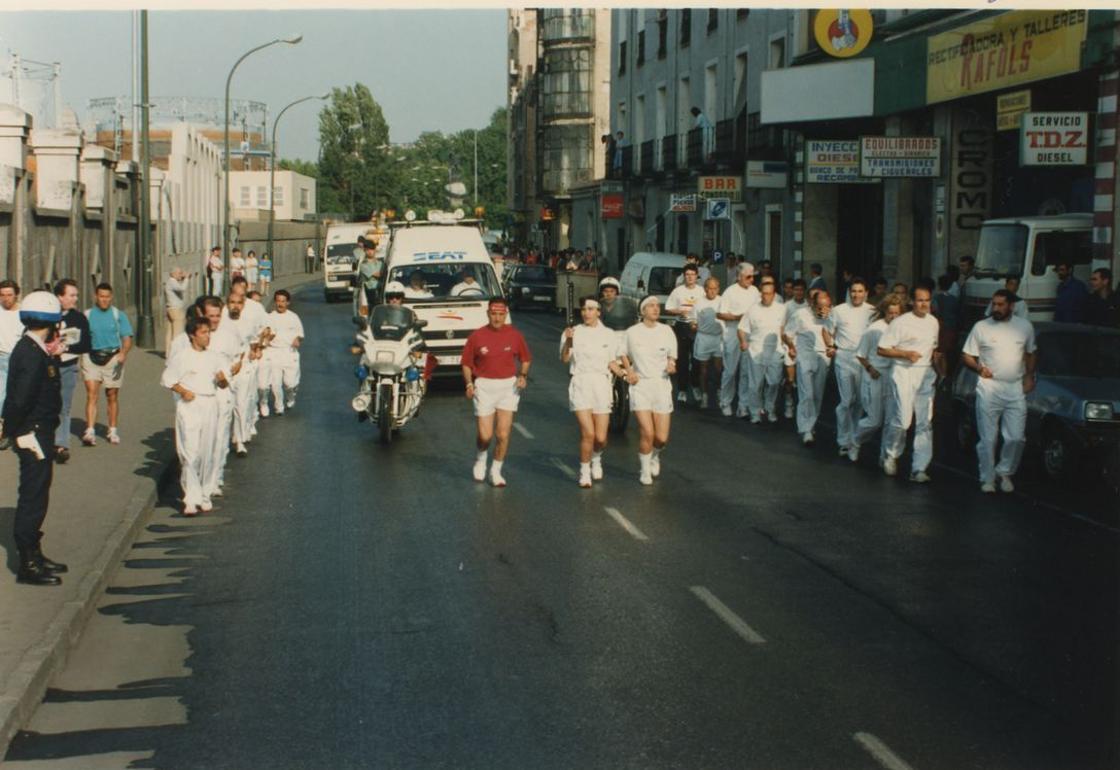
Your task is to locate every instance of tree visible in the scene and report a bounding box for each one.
[318,83,395,220]
[277,158,319,179]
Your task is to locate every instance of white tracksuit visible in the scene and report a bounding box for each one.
[224,310,265,445]
[162,347,223,509]
[962,316,1037,484]
[879,312,941,474]
[206,324,243,492]
[716,282,760,412]
[265,309,304,414]
[830,302,876,448]
[787,307,833,435]
[739,300,786,418]
[854,318,894,460]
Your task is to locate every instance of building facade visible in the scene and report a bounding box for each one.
[230,169,317,223]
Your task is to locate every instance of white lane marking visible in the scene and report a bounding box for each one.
[689,586,767,645]
[513,421,534,439]
[550,457,577,480]
[604,507,649,542]
[853,732,917,770]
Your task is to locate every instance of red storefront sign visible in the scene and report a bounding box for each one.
[601,193,624,219]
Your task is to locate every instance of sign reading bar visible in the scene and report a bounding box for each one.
[806,140,877,184]
[859,136,941,177]
[697,175,742,200]
[926,10,1087,105]
[670,194,697,212]
[1020,112,1088,166]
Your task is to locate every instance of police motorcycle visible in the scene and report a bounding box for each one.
[597,277,639,434]
[350,282,431,445]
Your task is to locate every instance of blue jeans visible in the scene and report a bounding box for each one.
[55,361,79,449]
[0,350,9,417]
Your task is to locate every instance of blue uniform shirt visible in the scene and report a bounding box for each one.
[86,306,134,350]
[1055,277,1088,323]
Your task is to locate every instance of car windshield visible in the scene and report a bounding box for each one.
[388,263,502,301]
[975,225,1027,278]
[327,243,361,265]
[1037,332,1120,379]
[649,266,683,294]
[512,266,555,282]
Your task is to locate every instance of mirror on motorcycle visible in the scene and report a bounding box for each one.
[353,316,367,330]
[416,319,428,329]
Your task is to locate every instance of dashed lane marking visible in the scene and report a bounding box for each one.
[550,457,577,480]
[689,586,767,645]
[604,507,649,542]
[853,732,918,770]
[513,422,534,439]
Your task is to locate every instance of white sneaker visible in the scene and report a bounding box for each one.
[472,460,487,482]
[285,398,296,409]
[980,481,997,494]
[700,394,710,409]
[650,454,661,478]
[81,428,96,447]
[736,408,749,418]
[847,445,860,463]
[883,457,898,477]
[578,469,592,488]
[690,387,702,401]
[259,404,270,418]
[639,471,653,486]
[999,475,1015,493]
[750,414,762,425]
[107,428,121,445]
[490,469,507,487]
[677,391,688,404]
[590,458,603,481]
[837,446,848,457]
[784,400,794,419]
[720,405,733,417]
[802,432,814,445]
[910,470,931,484]
[767,412,779,424]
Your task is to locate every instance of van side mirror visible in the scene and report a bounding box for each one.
[416,319,428,329]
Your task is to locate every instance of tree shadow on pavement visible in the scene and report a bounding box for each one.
[0,507,16,576]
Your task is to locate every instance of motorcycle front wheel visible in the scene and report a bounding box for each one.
[378,382,393,445]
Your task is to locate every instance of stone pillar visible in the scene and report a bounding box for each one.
[29,128,82,211]
[0,104,32,282]
[80,144,118,210]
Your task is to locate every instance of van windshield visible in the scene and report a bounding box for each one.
[388,263,502,301]
[648,267,683,294]
[327,243,361,265]
[975,225,1028,278]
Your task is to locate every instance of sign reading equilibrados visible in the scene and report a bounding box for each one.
[859,136,942,177]
[1020,112,1089,166]
[813,10,874,58]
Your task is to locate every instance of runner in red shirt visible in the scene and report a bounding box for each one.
[461,299,532,486]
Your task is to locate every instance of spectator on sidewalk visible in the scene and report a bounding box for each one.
[53,279,90,464]
[207,246,224,296]
[1054,261,1088,323]
[2,290,66,585]
[230,248,246,281]
[245,250,259,290]
[306,242,317,273]
[1085,268,1118,327]
[81,283,134,447]
[258,253,273,294]
[0,279,21,449]
[164,267,191,354]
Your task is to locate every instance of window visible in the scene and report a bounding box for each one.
[734,52,748,106]
[272,186,284,206]
[737,9,750,21]
[704,63,717,121]
[300,187,310,209]
[707,9,719,33]
[541,124,593,194]
[618,40,627,75]
[542,47,593,118]
[637,29,645,65]
[541,8,593,41]
[657,10,667,58]
[680,10,691,47]
[769,37,785,69]
[256,186,267,207]
[239,186,250,206]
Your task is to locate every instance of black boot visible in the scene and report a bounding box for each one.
[16,548,61,586]
[33,546,68,574]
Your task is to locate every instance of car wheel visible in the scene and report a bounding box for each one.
[1041,425,1078,483]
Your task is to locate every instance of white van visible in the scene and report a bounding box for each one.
[323,222,383,302]
[964,213,1093,324]
[619,252,688,307]
[385,220,504,371]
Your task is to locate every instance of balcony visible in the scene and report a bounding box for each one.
[618,144,634,179]
[747,111,786,160]
[541,91,592,120]
[661,134,677,173]
[712,119,740,166]
[541,10,594,44]
[639,139,655,177]
[541,166,593,197]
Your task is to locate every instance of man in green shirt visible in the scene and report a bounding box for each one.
[357,237,384,308]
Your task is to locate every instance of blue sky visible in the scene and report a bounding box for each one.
[0,9,507,161]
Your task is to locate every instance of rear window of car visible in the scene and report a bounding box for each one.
[648,267,683,294]
[513,266,554,282]
[1038,332,1120,378]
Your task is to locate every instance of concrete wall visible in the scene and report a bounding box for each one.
[236,219,326,279]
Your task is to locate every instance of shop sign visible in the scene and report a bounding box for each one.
[806,140,877,184]
[745,160,788,189]
[813,9,874,59]
[601,193,624,219]
[697,175,742,200]
[950,110,994,242]
[926,10,1087,105]
[705,198,731,221]
[670,194,697,212]
[996,89,1031,131]
[859,136,941,177]
[1020,112,1089,166]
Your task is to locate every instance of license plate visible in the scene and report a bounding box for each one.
[533,295,550,302]
[436,354,460,366]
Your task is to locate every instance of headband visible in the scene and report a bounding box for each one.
[639,296,660,313]
[582,299,601,310]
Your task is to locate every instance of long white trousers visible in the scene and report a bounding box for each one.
[975,378,1027,484]
[833,350,863,448]
[231,367,255,445]
[175,396,218,508]
[795,355,831,434]
[265,348,300,412]
[883,366,936,473]
[719,331,750,411]
[854,369,895,462]
[205,389,233,494]
[746,352,783,417]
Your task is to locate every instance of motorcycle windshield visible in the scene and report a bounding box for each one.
[370,305,416,341]
[601,296,639,331]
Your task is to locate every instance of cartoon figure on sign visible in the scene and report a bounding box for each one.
[830,10,858,51]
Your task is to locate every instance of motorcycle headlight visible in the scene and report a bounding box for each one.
[351,393,371,412]
[1085,402,1114,421]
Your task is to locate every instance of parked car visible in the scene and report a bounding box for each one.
[503,264,557,311]
[952,322,1120,483]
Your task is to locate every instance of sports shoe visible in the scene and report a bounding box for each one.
[650,454,661,478]
[274,408,285,417]
[784,399,794,419]
[735,408,749,418]
[767,412,779,424]
[490,469,507,488]
[183,505,198,517]
[999,475,1015,493]
[883,457,898,477]
[802,431,815,446]
[837,446,848,457]
[980,481,997,494]
[107,429,121,445]
[55,447,70,464]
[750,414,762,425]
[285,397,296,409]
[720,405,733,417]
[235,442,248,458]
[847,445,860,463]
[259,404,270,418]
[200,501,214,513]
[578,468,592,488]
[81,429,96,447]
[677,391,688,404]
[691,386,702,401]
[590,458,603,481]
[909,470,931,483]
[472,460,487,482]
[639,471,653,486]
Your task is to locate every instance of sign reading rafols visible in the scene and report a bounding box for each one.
[806,140,877,183]
[1020,112,1089,166]
[859,137,942,178]
[926,11,1087,105]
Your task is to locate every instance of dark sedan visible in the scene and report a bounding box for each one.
[503,265,557,311]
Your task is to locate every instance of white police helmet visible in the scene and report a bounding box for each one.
[19,290,62,327]
[384,281,406,298]
[598,276,621,292]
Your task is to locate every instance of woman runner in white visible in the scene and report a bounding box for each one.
[560,296,628,487]
[625,296,678,485]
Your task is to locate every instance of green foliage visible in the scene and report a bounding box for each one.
[277,158,319,179]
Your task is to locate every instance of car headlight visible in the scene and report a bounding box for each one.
[1085,402,1114,421]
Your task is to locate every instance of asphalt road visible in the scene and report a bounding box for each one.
[7,284,1117,770]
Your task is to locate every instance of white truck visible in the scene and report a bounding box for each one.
[323,222,385,303]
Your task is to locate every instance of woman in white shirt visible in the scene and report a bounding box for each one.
[245,251,259,289]
[625,296,678,485]
[560,296,628,487]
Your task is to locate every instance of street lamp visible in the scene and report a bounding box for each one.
[267,92,328,262]
[222,33,302,270]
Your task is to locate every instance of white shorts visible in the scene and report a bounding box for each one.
[630,377,674,414]
[473,376,521,417]
[693,332,723,362]
[569,373,612,414]
[80,353,125,388]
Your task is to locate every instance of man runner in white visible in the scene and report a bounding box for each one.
[850,293,904,464]
[199,297,243,497]
[263,289,304,417]
[781,279,808,419]
[560,296,627,487]
[783,290,835,445]
[691,276,724,409]
[223,291,263,457]
[716,263,760,417]
[960,288,1037,493]
[626,296,678,485]
[877,283,944,482]
[830,277,876,457]
[738,278,786,424]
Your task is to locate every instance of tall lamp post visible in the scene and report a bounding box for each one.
[223,33,302,271]
[267,93,329,262]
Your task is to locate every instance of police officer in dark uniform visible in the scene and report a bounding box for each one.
[1,290,67,586]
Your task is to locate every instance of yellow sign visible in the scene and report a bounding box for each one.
[927,11,1087,105]
[996,89,1031,131]
[814,10,874,58]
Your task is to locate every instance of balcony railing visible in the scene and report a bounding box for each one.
[639,139,655,177]
[713,119,738,166]
[619,144,634,179]
[661,133,678,172]
[541,10,594,43]
[747,111,786,160]
[541,91,592,120]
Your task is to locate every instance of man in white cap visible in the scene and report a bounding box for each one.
[716,263,760,417]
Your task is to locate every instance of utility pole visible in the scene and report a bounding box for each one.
[136,10,155,347]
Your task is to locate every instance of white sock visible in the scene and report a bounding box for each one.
[580,462,591,474]
[476,450,488,464]
[639,453,652,472]
[491,459,504,475]
[591,451,603,463]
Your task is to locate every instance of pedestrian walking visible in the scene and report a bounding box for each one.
[461,298,532,487]
[783,289,835,445]
[665,264,704,404]
[164,266,191,354]
[716,263,760,417]
[0,279,22,449]
[850,293,904,464]
[692,276,724,409]
[306,242,316,273]
[52,279,90,464]
[830,277,876,456]
[961,289,1037,493]
[738,278,786,424]
[560,296,626,487]
[626,296,678,485]
[1,290,67,585]
[877,283,944,482]
[258,253,273,295]
[207,246,225,296]
[262,289,303,417]
[80,283,133,446]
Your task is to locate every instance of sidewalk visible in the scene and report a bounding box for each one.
[0,275,315,757]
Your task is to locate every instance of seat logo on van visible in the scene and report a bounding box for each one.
[412,251,467,262]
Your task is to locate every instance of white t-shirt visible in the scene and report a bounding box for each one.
[665,283,705,323]
[222,297,267,329]
[962,316,1037,382]
[560,322,620,376]
[230,255,246,276]
[404,287,434,299]
[209,323,244,371]
[784,299,807,326]
[626,322,677,380]
[878,311,940,368]
[857,319,893,371]
[267,310,305,350]
[830,302,876,352]
[786,306,833,357]
[717,283,760,329]
[164,277,189,310]
[161,346,224,399]
[739,300,786,358]
[694,295,724,336]
[451,281,482,297]
[0,305,23,354]
[225,309,265,349]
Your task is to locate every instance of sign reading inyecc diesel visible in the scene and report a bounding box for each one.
[1020,112,1088,166]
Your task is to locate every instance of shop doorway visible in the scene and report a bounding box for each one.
[676,214,689,255]
[836,183,883,282]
